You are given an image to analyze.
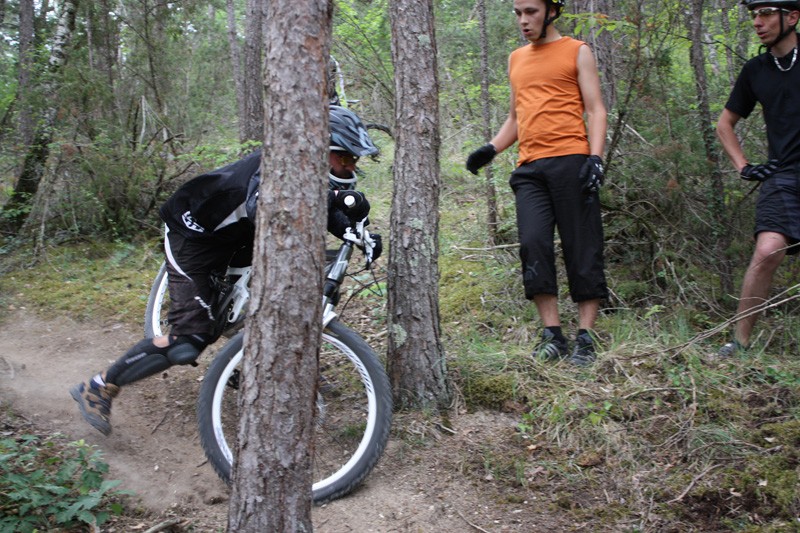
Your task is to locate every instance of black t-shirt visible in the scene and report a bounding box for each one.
[725,41,800,165]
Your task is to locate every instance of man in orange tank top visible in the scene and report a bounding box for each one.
[466,0,608,366]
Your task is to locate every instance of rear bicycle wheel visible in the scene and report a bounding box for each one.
[144,262,169,338]
[196,320,392,503]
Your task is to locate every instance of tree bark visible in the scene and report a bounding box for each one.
[226,0,248,145]
[387,0,449,410]
[685,0,734,297]
[241,0,265,143]
[477,0,498,245]
[2,0,79,234]
[17,0,35,148]
[227,0,333,530]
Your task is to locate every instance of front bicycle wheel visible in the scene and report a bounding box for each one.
[196,319,392,503]
[144,262,169,338]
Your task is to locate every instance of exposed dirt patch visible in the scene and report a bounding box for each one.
[0,310,574,532]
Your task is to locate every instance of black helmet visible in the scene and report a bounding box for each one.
[548,0,566,19]
[535,0,566,40]
[742,0,800,49]
[329,106,379,158]
[742,0,800,9]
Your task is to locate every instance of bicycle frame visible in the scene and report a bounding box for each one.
[210,219,373,335]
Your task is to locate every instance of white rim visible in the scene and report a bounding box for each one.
[150,270,169,337]
[210,331,378,490]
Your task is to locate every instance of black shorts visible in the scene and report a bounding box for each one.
[755,169,800,255]
[509,155,608,302]
[164,227,250,337]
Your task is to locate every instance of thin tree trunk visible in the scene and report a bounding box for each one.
[242,0,264,142]
[387,0,449,410]
[227,0,333,529]
[17,0,35,148]
[2,0,79,234]
[226,0,247,144]
[685,0,734,297]
[477,0,497,245]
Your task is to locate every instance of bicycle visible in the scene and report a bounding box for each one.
[144,218,392,504]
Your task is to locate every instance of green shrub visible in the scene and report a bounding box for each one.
[0,435,127,531]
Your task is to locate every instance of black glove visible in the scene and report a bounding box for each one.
[740,159,779,182]
[579,155,605,193]
[356,232,382,263]
[333,190,370,221]
[369,233,382,261]
[466,144,497,175]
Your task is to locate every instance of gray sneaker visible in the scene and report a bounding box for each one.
[717,340,745,358]
[534,330,569,361]
[569,332,596,367]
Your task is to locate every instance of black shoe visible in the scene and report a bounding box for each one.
[569,332,596,367]
[534,329,569,361]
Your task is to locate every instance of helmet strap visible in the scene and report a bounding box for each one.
[538,17,550,40]
[767,13,796,48]
[537,3,560,41]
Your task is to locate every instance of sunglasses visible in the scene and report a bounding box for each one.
[749,7,790,19]
[335,152,360,165]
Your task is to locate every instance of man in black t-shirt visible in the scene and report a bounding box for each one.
[70,106,383,436]
[716,0,800,357]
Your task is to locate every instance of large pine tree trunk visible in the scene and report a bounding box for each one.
[387,0,449,410]
[2,0,78,234]
[227,0,332,529]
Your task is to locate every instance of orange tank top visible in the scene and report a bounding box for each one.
[509,37,590,165]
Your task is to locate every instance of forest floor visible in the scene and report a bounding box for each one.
[0,309,583,532]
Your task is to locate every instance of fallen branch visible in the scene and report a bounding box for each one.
[456,510,491,533]
[667,464,723,504]
[143,518,184,533]
[625,285,800,359]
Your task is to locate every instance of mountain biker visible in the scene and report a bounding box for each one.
[465,0,608,366]
[715,0,800,357]
[70,105,382,436]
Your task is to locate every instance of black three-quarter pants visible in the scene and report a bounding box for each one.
[754,167,800,254]
[163,227,250,338]
[509,154,608,303]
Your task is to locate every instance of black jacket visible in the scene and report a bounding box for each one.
[159,150,353,244]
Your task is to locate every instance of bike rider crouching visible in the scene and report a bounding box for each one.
[71,105,382,436]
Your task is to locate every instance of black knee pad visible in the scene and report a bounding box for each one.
[108,335,209,386]
[166,335,209,366]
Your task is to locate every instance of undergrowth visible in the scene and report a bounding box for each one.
[436,169,800,531]
[0,409,129,532]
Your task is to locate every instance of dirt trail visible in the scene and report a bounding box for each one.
[0,310,563,532]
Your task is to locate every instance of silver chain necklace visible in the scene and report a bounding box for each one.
[772,46,798,72]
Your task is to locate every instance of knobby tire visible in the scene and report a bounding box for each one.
[196,319,392,503]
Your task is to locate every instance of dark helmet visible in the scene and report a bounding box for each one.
[742,0,800,49]
[329,106,379,158]
[536,0,566,40]
[742,0,800,9]
[547,0,566,19]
